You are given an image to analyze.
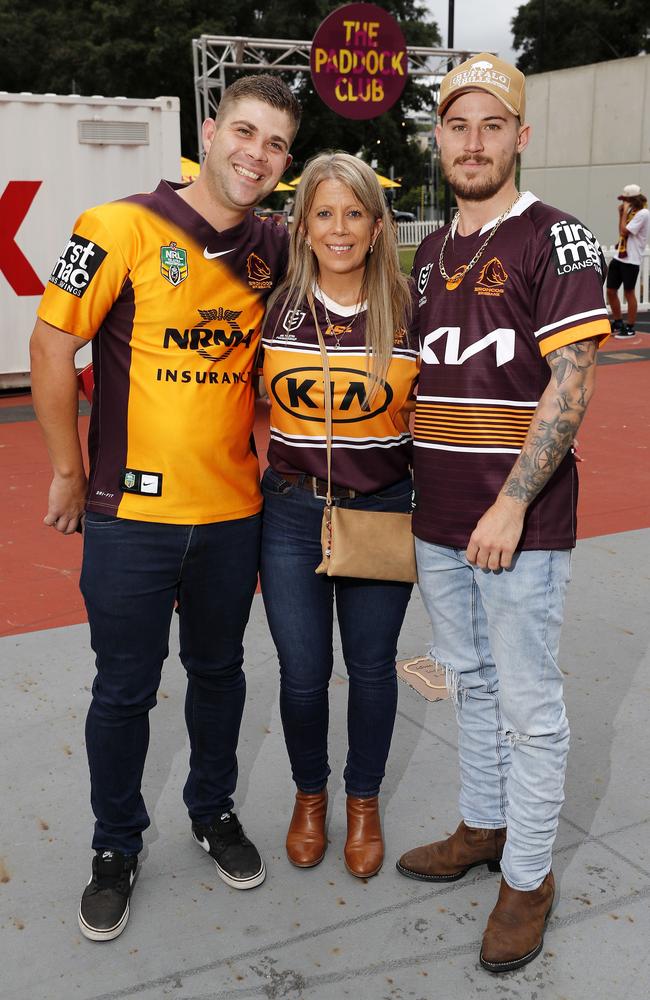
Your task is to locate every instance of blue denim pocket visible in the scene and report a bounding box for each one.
[261,466,294,496]
[84,511,123,528]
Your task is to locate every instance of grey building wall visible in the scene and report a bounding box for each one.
[520,55,650,247]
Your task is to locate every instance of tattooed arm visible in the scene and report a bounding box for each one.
[466,339,598,570]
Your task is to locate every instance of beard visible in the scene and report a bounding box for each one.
[441,149,518,202]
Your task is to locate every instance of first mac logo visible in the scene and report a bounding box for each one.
[49,234,107,297]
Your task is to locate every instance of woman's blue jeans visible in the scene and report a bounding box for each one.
[260,467,413,798]
[80,511,261,855]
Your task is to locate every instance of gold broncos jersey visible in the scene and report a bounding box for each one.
[38,181,288,524]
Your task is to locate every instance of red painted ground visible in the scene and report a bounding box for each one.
[1,344,648,638]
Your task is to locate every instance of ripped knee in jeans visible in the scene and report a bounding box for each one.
[500,730,532,748]
[429,648,466,708]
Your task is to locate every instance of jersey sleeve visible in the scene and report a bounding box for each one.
[37,208,129,340]
[530,214,610,357]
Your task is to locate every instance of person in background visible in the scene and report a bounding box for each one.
[396,53,610,973]
[606,183,649,338]
[30,74,300,942]
[260,152,418,879]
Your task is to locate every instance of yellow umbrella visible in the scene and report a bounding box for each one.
[181,156,201,181]
[375,173,401,189]
[289,171,400,189]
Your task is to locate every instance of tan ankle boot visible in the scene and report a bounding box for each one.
[344,796,383,878]
[397,820,506,882]
[286,790,328,868]
[480,871,555,973]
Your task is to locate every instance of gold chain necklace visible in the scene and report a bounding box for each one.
[438,193,522,291]
[318,290,363,349]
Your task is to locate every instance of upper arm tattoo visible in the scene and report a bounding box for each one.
[547,338,597,387]
[501,339,597,504]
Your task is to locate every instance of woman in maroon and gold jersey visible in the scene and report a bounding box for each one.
[259,153,419,878]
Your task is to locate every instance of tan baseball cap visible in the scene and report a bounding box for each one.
[438,52,526,122]
[619,183,642,199]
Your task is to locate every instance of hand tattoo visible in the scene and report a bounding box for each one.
[502,339,597,504]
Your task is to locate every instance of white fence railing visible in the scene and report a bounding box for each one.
[397,220,442,246]
[397,227,649,312]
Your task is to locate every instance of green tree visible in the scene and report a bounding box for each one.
[512,0,649,73]
[0,0,439,193]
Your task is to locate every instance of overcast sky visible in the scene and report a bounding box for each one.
[424,0,521,65]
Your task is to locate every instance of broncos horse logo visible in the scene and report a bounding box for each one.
[476,257,508,287]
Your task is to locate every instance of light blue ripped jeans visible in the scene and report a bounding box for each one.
[415,539,572,891]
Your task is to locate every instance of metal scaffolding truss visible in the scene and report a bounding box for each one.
[192,34,476,153]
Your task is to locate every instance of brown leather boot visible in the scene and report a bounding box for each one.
[286,790,328,868]
[396,820,506,882]
[344,796,383,878]
[480,871,555,973]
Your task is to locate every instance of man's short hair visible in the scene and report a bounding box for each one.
[216,74,301,142]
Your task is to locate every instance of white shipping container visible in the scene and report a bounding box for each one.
[0,92,181,387]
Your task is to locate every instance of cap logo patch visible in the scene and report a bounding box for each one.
[450,65,512,97]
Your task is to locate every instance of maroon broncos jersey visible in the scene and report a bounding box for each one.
[412,192,610,550]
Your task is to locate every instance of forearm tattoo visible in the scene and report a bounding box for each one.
[502,339,597,504]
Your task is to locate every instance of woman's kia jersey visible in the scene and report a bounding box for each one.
[262,288,420,493]
[412,192,610,550]
[38,181,288,524]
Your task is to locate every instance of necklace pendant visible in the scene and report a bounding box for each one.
[446,265,467,291]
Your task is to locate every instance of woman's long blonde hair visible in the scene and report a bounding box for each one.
[265,152,412,396]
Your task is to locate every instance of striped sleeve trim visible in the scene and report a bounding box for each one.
[539,318,611,357]
[534,308,608,338]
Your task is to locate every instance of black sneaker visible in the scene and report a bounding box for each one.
[611,318,623,334]
[78,850,138,941]
[192,811,266,889]
[615,324,636,338]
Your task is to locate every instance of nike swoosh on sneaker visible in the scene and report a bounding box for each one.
[204,247,236,259]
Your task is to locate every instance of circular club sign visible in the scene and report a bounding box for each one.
[310,3,408,120]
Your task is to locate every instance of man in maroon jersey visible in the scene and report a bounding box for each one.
[395,54,610,973]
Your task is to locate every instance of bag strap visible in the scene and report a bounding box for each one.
[308,291,333,507]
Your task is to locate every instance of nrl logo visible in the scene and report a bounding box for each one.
[417,263,433,295]
[160,242,188,287]
[283,309,306,333]
[123,471,136,489]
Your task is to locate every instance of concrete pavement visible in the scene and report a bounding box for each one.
[2,527,649,1000]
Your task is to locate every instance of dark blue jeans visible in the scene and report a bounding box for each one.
[80,512,261,855]
[259,467,413,798]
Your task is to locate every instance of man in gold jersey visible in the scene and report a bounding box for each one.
[30,75,300,942]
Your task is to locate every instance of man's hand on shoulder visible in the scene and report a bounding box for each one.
[466,495,526,571]
[44,471,88,535]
